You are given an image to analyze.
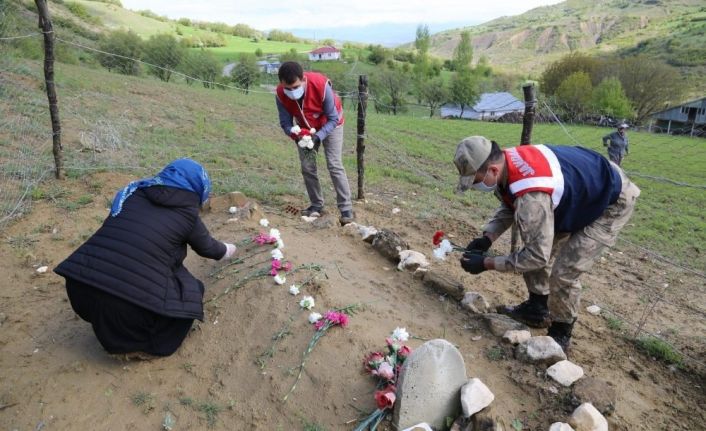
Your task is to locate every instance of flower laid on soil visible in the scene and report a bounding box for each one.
[391,327,409,342]
[284,304,358,401]
[254,232,278,245]
[269,228,281,240]
[273,274,286,285]
[259,218,269,227]
[289,285,300,295]
[299,296,315,310]
[271,248,284,261]
[355,328,413,430]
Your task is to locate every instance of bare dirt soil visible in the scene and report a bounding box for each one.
[1,173,704,430]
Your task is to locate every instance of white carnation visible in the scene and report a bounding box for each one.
[391,327,409,342]
[288,285,300,295]
[259,218,269,227]
[269,228,281,240]
[299,296,315,310]
[273,274,286,285]
[271,248,284,261]
[308,312,322,324]
[290,125,301,134]
[276,238,285,249]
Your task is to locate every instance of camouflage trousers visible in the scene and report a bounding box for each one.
[524,163,641,323]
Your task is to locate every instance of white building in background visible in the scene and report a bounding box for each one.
[441,92,525,121]
[308,46,341,62]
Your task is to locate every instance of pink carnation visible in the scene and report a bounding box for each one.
[283,261,293,272]
[386,337,401,352]
[270,259,282,276]
[254,232,277,245]
[364,352,385,373]
[324,311,349,327]
[374,385,397,410]
[398,345,412,359]
[374,361,395,381]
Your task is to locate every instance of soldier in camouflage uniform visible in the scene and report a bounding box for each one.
[453,136,640,353]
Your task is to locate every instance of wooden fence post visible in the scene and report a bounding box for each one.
[356,75,368,200]
[510,83,536,252]
[35,0,63,179]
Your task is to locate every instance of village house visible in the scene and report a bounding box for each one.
[440,92,525,121]
[649,96,706,137]
[308,46,341,62]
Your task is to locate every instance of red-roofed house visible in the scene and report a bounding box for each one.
[308,46,341,61]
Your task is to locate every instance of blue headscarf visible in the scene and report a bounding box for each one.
[110,158,211,217]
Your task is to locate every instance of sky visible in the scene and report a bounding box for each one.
[120,0,565,33]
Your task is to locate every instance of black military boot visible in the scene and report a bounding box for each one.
[496,293,551,328]
[548,320,574,356]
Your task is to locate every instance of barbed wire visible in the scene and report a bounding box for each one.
[54,37,277,95]
[0,32,42,41]
[2,29,704,372]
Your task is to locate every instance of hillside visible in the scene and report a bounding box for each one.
[423,0,705,88]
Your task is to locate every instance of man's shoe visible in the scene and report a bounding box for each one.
[497,293,551,328]
[301,205,323,217]
[339,210,354,226]
[548,321,574,356]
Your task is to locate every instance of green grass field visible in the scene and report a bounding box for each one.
[3,56,705,270]
[72,0,315,60]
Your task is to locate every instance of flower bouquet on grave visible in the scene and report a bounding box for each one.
[354,327,413,431]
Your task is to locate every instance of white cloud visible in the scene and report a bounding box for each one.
[121,0,564,30]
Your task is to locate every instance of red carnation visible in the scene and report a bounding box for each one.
[432,230,445,246]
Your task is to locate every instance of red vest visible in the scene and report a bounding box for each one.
[276,71,344,130]
[500,144,565,210]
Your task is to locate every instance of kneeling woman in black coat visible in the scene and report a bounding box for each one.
[55,159,236,357]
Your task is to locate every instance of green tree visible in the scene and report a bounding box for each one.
[254,48,263,58]
[180,49,221,88]
[97,30,142,75]
[450,68,479,117]
[280,48,300,63]
[591,77,633,119]
[555,71,593,120]
[614,55,683,124]
[232,23,259,38]
[453,31,473,71]
[367,45,389,65]
[231,53,260,94]
[540,52,600,96]
[415,24,431,57]
[143,34,185,82]
[372,67,410,115]
[420,77,448,118]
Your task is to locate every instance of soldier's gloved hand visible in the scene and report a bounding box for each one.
[460,254,486,274]
[312,134,321,151]
[466,236,492,254]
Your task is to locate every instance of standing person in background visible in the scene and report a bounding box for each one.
[602,123,630,166]
[55,159,236,359]
[275,61,354,226]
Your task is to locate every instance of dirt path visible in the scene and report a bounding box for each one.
[0,174,704,430]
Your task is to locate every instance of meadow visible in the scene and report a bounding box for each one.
[3,55,703,271]
[73,0,315,61]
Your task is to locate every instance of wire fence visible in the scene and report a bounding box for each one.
[1,15,704,369]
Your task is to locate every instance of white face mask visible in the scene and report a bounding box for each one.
[471,170,497,193]
[284,85,304,100]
